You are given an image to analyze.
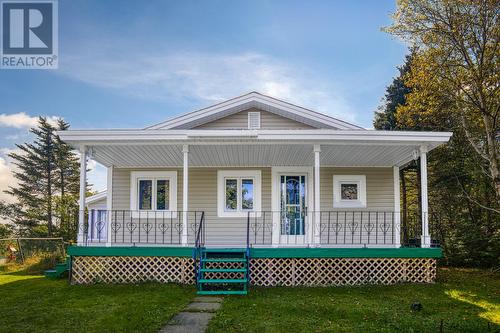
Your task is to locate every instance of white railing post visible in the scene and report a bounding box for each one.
[77,146,87,245]
[106,165,113,247]
[313,144,321,247]
[182,144,189,246]
[420,146,430,248]
[393,166,401,248]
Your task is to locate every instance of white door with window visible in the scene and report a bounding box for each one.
[280,175,307,244]
[272,167,313,246]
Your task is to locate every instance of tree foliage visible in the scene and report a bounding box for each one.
[2,117,82,238]
[374,49,415,130]
[379,0,500,267]
[386,0,500,199]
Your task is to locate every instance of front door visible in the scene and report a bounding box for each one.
[280,175,307,244]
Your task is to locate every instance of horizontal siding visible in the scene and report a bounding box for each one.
[320,167,394,211]
[111,167,395,246]
[194,108,314,129]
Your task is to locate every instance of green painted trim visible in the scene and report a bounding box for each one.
[67,246,441,258]
[249,247,442,258]
[67,246,194,257]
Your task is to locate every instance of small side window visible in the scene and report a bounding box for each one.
[333,175,366,208]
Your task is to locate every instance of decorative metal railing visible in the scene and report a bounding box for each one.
[247,211,440,247]
[71,209,439,248]
[79,210,205,246]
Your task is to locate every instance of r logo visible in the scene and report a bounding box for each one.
[2,2,53,54]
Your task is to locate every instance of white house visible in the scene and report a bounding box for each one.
[59,92,452,293]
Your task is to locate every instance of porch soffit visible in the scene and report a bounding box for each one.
[89,144,422,168]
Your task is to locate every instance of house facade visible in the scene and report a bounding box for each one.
[59,92,451,293]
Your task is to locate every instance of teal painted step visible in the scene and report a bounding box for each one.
[44,269,59,278]
[197,248,249,295]
[200,268,246,273]
[199,279,247,284]
[197,290,247,295]
[203,258,246,263]
[44,261,69,279]
[203,248,246,253]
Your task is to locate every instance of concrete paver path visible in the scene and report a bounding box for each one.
[159,297,223,333]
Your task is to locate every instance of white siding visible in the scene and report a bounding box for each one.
[194,108,315,130]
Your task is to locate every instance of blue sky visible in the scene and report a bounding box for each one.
[0,0,407,199]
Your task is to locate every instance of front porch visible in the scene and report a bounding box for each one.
[66,131,451,249]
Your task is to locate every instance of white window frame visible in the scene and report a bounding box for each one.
[217,170,261,217]
[130,171,177,218]
[248,111,261,129]
[333,175,367,208]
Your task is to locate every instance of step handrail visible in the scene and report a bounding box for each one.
[195,211,205,248]
[194,211,205,285]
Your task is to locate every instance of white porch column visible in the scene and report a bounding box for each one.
[77,147,87,245]
[420,146,431,248]
[393,166,401,248]
[182,145,189,246]
[106,166,113,247]
[313,144,321,246]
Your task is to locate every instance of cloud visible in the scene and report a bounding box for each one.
[0,148,20,204]
[0,112,59,129]
[61,51,358,123]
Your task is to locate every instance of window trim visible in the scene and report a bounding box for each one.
[333,175,367,208]
[217,170,261,217]
[130,171,177,217]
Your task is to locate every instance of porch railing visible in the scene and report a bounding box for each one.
[79,210,205,246]
[71,209,439,248]
[247,211,440,247]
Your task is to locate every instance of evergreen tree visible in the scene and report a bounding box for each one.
[373,49,414,131]
[374,49,420,243]
[4,117,81,237]
[54,119,81,236]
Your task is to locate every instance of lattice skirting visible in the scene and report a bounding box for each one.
[249,258,436,286]
[71,256,436,286]
[71,256,195,284]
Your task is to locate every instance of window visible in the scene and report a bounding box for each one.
[131,171,177,216]
[341,183,358,200]
[87,209,107,241]
[248,112,261,129]
[333,175,366,208]
[218,170,261,217]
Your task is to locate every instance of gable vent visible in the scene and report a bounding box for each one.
[248,112,261,129]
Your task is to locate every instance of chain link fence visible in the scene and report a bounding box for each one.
[0,237,66,265]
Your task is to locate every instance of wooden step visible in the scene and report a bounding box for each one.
[203,258,246,263]
[200,268,247,273]
[197,290,247,295]
[202,248,246,253]
[199,279,247,283]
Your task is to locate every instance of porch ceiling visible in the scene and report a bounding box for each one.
[89,143,422,168]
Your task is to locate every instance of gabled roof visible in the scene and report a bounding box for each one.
[145,92,364,130]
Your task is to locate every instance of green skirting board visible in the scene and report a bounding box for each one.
[67,246,441,258]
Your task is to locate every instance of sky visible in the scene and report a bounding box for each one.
[0,0,408,202]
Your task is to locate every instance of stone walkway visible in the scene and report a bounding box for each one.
[159,297,223,333]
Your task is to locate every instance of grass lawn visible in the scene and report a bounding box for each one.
[0,266,195,332]
[0,265,498,333]
[208,268,500,333]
